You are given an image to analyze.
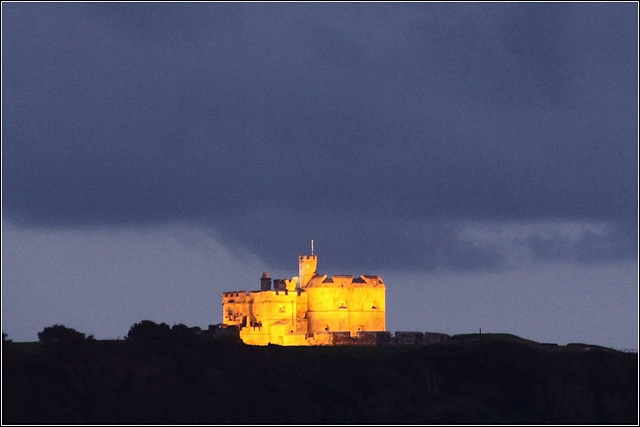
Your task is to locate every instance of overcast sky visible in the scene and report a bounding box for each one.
[2,3,638,348]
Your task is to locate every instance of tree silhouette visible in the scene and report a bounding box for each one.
[37,324,86,347]
[126,320,171,342]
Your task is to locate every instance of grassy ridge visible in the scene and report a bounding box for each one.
[2,331,637,424]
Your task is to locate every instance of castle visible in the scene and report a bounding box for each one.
[222,251,386,346]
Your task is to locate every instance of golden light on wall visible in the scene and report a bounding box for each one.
[221,253,385,346]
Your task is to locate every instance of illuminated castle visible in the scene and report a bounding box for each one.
[222,249,386,346]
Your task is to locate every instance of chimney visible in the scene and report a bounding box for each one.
[260,272,272,291]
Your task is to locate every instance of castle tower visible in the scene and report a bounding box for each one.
[298,255,318,288]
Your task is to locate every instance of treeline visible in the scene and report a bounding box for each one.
[2,322,638,424]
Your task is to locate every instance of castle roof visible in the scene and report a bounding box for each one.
[305,274,385,288]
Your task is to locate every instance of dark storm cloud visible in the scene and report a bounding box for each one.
[2,3,637,270]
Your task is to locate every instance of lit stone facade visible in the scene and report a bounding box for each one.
[222,254,386,346]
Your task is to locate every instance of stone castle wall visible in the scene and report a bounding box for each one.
[221,255,386,346]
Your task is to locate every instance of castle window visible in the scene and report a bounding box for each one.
[278,306,285,313]
[339,301,347,309]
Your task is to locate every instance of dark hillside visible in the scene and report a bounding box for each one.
[2,325,637,424]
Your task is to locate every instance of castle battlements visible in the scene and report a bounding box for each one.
[221,253,386,346]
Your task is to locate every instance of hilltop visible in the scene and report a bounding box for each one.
[2,323,637,424]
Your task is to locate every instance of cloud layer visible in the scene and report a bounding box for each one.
[3,3,637,270]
